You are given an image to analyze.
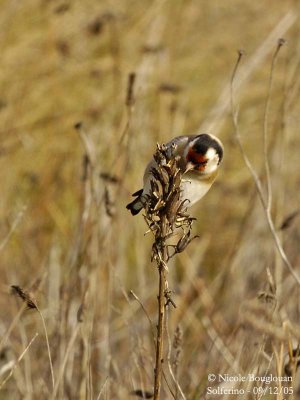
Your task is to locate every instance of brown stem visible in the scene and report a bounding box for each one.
[154,216,168,400]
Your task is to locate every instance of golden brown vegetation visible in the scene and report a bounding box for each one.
[0,1,300,399]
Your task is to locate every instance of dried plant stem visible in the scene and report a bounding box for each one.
[51,324,80,399]
[144,144,195,399]
[0,306,26,351]
[0,206,26,252]
[36,306,55,391]
[95,376,109,400]
[166,313,186,400]
[129,290,156,347]
[263,39,285,213]
[10,286,55,390]
[154,221,168,400]
[0,333,38,390]
[230,49,300,286]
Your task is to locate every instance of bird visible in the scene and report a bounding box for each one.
[126,133,224,215]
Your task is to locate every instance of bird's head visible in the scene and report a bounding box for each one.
[185,133,223,175]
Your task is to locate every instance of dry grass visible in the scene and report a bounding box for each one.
[0,0,300,399]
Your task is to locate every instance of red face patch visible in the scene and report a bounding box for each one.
[186,148,208,171]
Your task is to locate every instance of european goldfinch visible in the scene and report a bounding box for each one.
[126,133,224,215]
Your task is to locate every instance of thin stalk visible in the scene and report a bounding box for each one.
[230,50,300,286]
[51,324,80,399]
[263,39,285,213]
[154,215,168,400]
[36,306,55,391]
[0,333,38,390]
[166,313,186,400]
[10,286,55,390]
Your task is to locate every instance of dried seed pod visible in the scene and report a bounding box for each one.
[11,285,37,310]
[166,190,181,224]
[175,232,199,253]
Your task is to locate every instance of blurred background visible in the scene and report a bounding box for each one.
[0,0,300,399]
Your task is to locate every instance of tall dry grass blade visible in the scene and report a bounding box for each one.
[95,376,109,400]
[263,38,286,214]
[0,333,38,390]
[11,285,55,390]
[51,325,80,399]
[165,312,186,400]
[0,206,26,253]
[130,290,156,348]
[230,50,300,286]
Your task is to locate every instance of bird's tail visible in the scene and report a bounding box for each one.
[126,189,144,215]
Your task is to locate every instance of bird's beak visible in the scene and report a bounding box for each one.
[185,162,195,173]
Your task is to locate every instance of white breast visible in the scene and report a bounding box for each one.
[180,178,212,207]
